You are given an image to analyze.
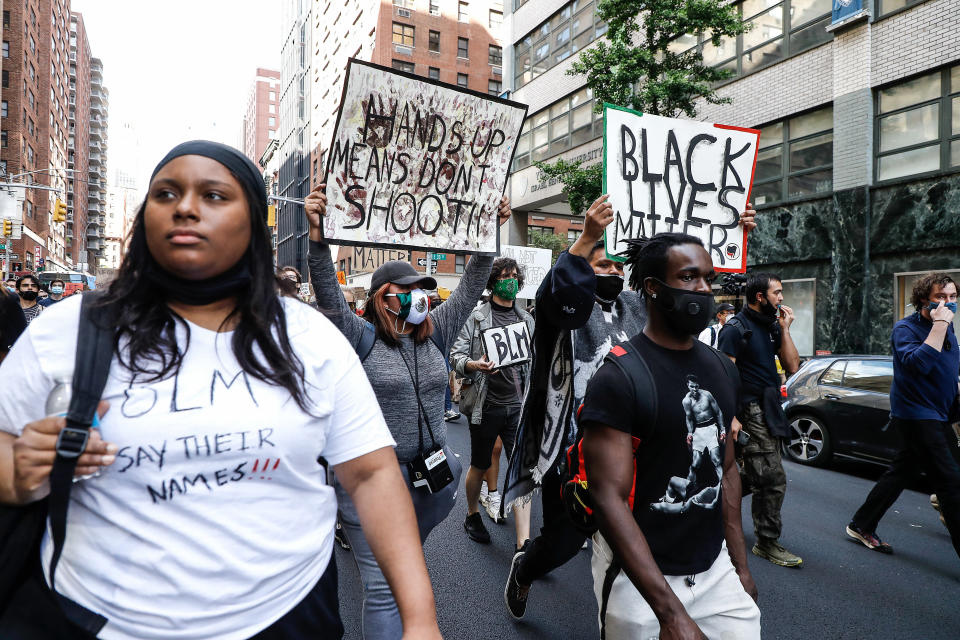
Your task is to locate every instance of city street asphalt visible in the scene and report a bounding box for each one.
[336,410,960,639]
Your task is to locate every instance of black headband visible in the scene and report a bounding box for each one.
[150,140,268,217]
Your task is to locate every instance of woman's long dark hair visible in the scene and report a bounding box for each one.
[95,176,312,413]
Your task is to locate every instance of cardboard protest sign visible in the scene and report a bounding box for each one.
[323,59,528,255]
[481,321,532,368]
[500,244,552,299]
[602,104,760,273]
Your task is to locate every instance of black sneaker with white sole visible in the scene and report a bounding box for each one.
[464,512,491,543]
[505,540,531,619]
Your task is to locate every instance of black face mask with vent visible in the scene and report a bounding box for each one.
[649,278,714,335]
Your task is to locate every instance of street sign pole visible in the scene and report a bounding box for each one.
[426,251,433,278]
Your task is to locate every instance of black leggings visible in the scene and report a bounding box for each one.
[0,555,343,639]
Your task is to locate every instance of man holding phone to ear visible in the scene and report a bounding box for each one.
[846,273,960,558]
[718,272,802,568]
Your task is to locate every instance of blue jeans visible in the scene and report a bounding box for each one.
[334,446,462,640]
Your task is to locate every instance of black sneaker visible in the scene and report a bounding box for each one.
[505,540,531,620]
[464,512,491,544]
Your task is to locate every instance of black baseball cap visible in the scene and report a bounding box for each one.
[717,303,736,313]
[370,260,437,294]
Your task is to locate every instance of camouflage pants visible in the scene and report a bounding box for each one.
[740,401,787,541]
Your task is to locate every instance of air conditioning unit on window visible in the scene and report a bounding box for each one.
[492,66,502,77]
[394,44,413,56]
[397,8,412,17]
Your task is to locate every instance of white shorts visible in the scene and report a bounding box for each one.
[591,534,761,640]
[692,423,720,452]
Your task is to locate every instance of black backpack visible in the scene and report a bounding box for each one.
[0,291,115,633]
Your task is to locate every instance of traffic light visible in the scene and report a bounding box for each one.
[1,219,10,236]
[53,199,68,223]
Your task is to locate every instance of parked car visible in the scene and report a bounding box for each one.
[780,355,902,467]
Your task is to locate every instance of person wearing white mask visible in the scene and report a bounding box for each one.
[38,279,66,307]
[304,183,513,640]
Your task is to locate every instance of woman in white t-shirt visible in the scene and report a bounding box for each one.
[0,141,441,640]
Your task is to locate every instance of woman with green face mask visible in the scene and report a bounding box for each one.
[304,183,514,640]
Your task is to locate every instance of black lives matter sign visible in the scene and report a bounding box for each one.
[481,321,531,368]
[603,104,760,272]
[323,60,527,255]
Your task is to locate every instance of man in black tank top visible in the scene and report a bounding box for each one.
[579,233,760,640]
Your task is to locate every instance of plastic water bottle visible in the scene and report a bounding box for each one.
[45,376,72,417]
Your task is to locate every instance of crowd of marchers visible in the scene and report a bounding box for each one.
[0,140,957,640]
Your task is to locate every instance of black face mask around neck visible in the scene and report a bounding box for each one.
[145,255,253,306]
[649,278,714,335]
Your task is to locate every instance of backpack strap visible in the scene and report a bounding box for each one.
[603,342,658,429]
[47,291,115,633]
[355,320,377,362]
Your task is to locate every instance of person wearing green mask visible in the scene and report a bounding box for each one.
[451,257,535,545]
[39,279,66,307]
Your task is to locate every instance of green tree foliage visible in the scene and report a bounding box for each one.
[535,0,747,216]
[527,229,570,262]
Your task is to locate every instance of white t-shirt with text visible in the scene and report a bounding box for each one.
[0,295,395,639]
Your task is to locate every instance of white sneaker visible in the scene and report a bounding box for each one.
[479,481,489,509]
[485,491,505,524]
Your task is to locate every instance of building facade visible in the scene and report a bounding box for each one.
[275,0,312,276]
[242,67,280,164]
[68,11,93,271]
[86,56,107,270]
[505,0,960,356]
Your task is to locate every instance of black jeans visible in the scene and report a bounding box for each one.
[518,463,587,583]
[1,555,343,639]
[851,418,960,558]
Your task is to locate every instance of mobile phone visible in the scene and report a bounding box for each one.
[736,430,751,446]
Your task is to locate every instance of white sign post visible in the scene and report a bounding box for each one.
[602,104,760,273]
[480,321,532,368]
[500,244,552,299]
[323,59,527,256]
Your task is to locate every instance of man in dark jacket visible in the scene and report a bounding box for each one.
[718,272,801,568]
[503,196,756,619]
[846,272,960,558]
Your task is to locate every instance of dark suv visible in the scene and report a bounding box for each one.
[780,355,901,467]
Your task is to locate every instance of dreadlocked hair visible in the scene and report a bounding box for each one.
[93,175,312,414]
[622,233,704,296]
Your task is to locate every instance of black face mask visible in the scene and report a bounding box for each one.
[595,274,625,304]
[145,254,253,306]
[649,278,714,335]
[18,290,38,302]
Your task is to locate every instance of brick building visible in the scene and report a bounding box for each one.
[242,67,280,165]
[1,0,73,274]
[504,0,960,355]
[303,0,505,287]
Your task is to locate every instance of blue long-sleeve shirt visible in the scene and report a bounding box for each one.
[890,312,959,421]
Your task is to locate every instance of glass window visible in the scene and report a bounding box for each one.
[488,79,502,95]
[429,67,440,80]
[458,37,469,58]
[514,0,607,89]
[392,59,415,74]
[876,64,960,182]
[877,0,925,16]
[842,360,894,394]
[456,254,465,274]
[457,72,468,87]
[429,30,440,52]
[489,45,502,66]
[820,360,846,386]
[753,106,832,206]
[489,10,503,28]
[0,101,6,118]
[1,41,7,58]
[781,279,815,356]
[430,0,440,15]
[512,87,602,171]
[458,1,469,22]
[392,22,414,47]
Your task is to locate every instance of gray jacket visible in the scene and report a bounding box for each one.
[450,301,535,424]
